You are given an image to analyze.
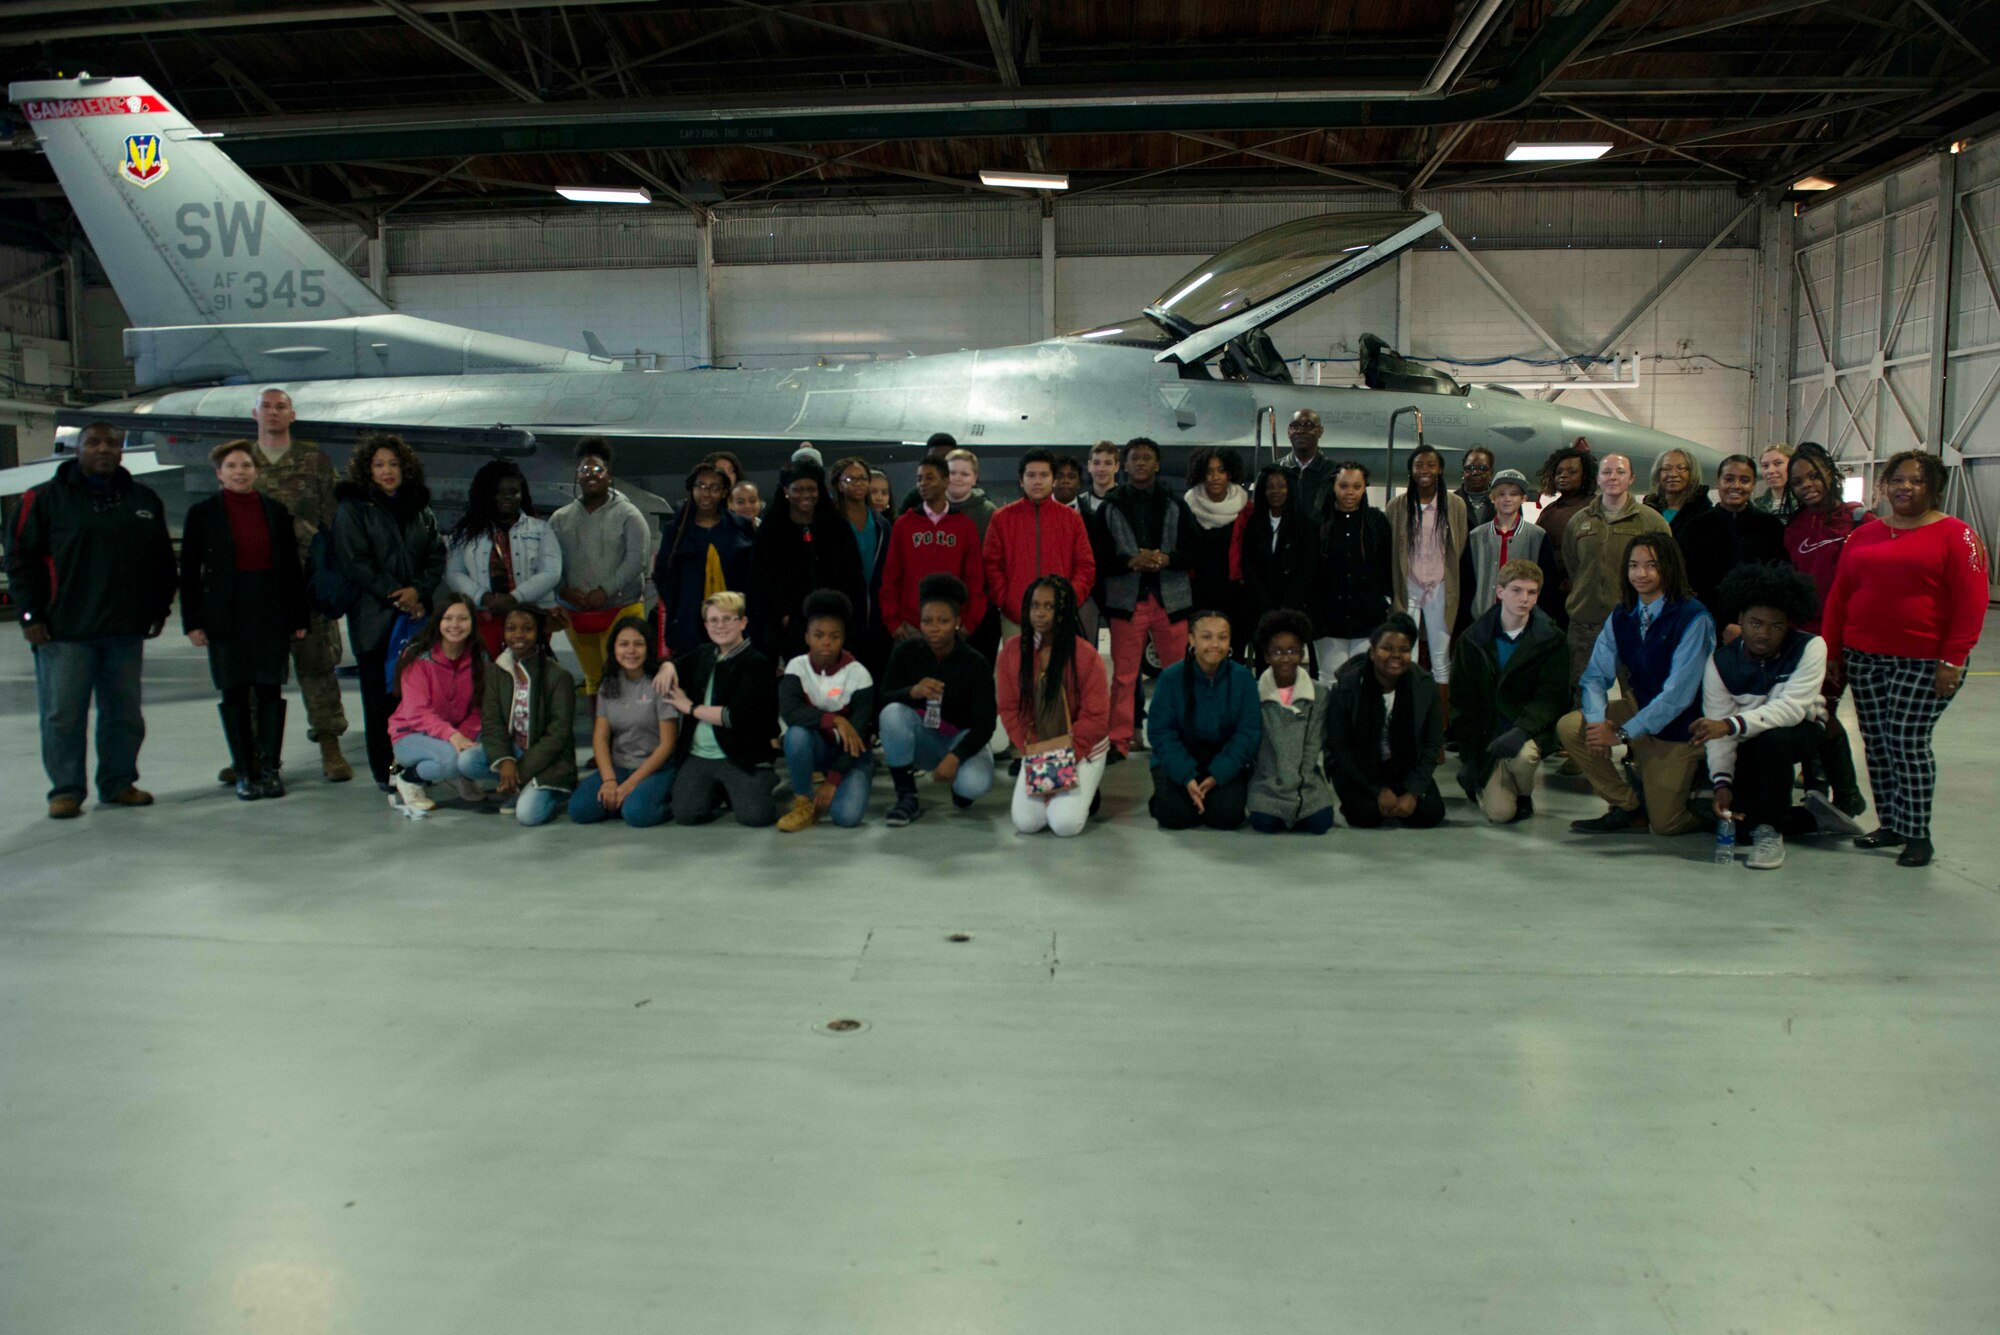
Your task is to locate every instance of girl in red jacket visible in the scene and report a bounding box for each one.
[996,575,1109,838]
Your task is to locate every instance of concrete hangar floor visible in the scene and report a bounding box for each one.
[1,618,1997,1334]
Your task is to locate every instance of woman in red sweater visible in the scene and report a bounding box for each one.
[179,441,309,801]
[1822,450,1989,866]
[996,575,1110,838]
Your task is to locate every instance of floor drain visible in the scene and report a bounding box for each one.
[818,1018,867,1035]
[947,933,971,943]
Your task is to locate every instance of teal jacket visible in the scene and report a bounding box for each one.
[1147,657,1262,787]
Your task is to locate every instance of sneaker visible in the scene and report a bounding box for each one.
[1514,795,1534,822]
[47,796,82,820]
[452,777,486,803]
[104,787,153,808]
[951,793,975,809]
[1746,825,1787,870]
[1833,788,1867,818]
[1570,804,1644,834]
[885,793,922,827]
[497,801,517,816]
[1804,791,1864,837]
[391,769,435,814]
[777,794,820,833]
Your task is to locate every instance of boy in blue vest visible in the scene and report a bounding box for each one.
[1556,533,1715,836]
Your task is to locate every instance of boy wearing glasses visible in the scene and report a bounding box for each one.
[550,437,649,696]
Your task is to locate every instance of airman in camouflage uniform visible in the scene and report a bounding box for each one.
[248,388,353,782]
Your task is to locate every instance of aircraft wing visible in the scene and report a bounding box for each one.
[51,409,538,458]
[0,449,181,498]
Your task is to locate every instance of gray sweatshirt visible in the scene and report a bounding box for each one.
[550,488,649,607]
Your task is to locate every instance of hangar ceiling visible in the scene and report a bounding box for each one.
[0,0,1996,242]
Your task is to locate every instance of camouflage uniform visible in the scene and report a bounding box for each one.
[253,438,348,738]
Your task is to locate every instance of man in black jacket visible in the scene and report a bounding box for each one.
[7,423,176,818]
[1099,438,1196,760]
[1449,559,1569,823]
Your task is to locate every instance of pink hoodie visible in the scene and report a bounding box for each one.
[389,644,482,741]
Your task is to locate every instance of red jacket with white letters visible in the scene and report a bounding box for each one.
[881,506,987,635]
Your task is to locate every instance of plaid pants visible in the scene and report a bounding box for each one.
[1846,649,1955,841]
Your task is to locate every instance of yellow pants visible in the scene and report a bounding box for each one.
[1555,699,1705,836]
[566,601,645,695]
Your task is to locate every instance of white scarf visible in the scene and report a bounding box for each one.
[1183,484,1249,530]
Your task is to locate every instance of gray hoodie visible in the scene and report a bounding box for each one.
[550,487,649,607]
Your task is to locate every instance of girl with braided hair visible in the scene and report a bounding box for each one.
[996,575,1110,837]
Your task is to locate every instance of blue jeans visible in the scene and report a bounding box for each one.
[570,764,676,828]
[482,746,563,826]
[782,726,874,828]
[35,635,146,802]
[1250,807,1334,835]
[391,733,491,783]
[878,703,995,801]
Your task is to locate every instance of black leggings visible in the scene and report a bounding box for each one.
[354,645,395,784]
[221,683,281,707]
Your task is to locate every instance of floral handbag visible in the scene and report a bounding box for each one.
[1022,687,1079,797]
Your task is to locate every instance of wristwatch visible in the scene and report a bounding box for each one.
[1613,727,1630,745]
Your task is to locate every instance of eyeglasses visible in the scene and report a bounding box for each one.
[1462,462,1492,474]
[576,464,609,478]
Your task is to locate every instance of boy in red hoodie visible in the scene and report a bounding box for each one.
[881,454,986,641]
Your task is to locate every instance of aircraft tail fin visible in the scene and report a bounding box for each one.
[9,75,388,329]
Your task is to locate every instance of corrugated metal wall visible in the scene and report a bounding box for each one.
[1792,138,2000,573]
[332,185,1760,276]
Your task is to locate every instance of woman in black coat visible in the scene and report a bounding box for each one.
[1238,464,1318,664]
[749,461,865,662]
[333,432,447,786]
[1312,461,1393,684]
[181,440,310,799]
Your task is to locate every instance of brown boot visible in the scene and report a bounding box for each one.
[47,796,82,820]
[319,733,354,782]
[104,787,154,807]
[776,794,820,833]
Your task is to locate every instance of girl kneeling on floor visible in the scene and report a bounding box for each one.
[570,616,680,828]
[1325,614,1446,829]
[481,606,578,826]
[388,593,493,816]
[1246,609,1335,834]
[997,575,1109,837]
[663,591,781,827]
[777,590,877,832]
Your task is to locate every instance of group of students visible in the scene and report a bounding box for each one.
[8,396,1987,866]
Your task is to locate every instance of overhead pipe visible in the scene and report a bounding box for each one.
[158,0,1628,168]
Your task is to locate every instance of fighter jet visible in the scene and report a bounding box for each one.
[6,75,1723,507]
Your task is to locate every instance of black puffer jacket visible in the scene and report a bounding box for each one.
[1314,504,1392,639]
[333,480,445,654]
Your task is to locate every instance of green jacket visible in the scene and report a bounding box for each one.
[482,649,579,790]
[1561,495,1668,625]
[1449,604,1569,789]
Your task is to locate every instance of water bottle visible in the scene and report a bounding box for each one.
[1713,816,1736,865]
[923,690,943,730]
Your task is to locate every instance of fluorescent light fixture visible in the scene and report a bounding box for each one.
[556,185,653,205]
[1504,142,1613,162]
[1793,175,1837,191]
[979,169,1069,190]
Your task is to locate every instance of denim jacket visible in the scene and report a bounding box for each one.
[445,515,563,608]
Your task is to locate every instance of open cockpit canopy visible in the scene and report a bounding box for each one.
[1129,210,1444,383]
